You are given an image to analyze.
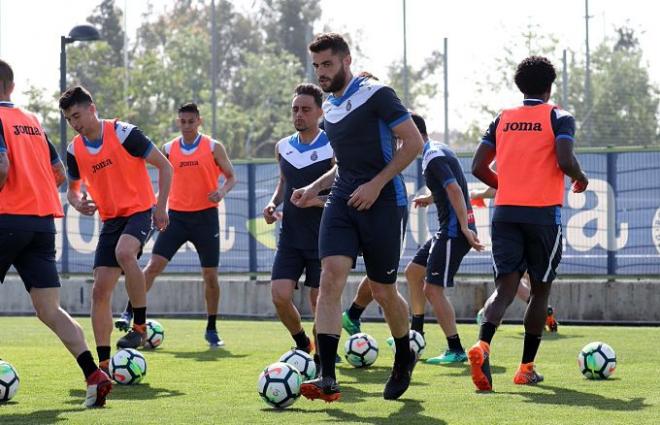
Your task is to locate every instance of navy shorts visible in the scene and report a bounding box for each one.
[425,233,471,287]
[319,196,407,284]
[271,246,321,288]
[0,229,60,292]
[94,209,153,269]
[152,208,219,268]
[491,221,563,283]
[411,238,433,267]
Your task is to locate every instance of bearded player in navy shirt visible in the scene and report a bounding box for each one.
[292,33,424,402]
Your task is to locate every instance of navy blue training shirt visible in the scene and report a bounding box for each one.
[422,140,475,238]
[277,130,334,250]
[322,76,410,207]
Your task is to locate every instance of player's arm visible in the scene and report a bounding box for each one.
[65,150,97,215]
[471,116,499,189]
[0,152,8,191]
[291,164,337,208]
[209,141,237,203]
[144,147,173,231]
[264,142,285,223]
[45,134,66,187]
[412,191,433,208]
[470,187,496,200]
[554,113,588,193]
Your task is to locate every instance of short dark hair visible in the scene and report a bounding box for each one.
[514,56,556,96]
[0,59,14,92]
[59,86,94,110]
[410,112,427,136]
[294,84,323,108]
[308,32,351,56]
[178,102,200,116]
[357,71,379,81]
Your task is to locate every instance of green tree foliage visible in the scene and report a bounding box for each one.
[386,50,443,112]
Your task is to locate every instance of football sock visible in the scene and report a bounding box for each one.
[411,314,425,334]
[522,333,542,364]
[133,307,146,326]
[206,314,217,331]
[317,333,340,379]
[393,334,412,366]
[292,329,309,350]
[447,334,464,352]
[97,346,111,363]
[347,303,365,321]
[77,350,98,379]
[125,301,133,314]
[479,322,497,345]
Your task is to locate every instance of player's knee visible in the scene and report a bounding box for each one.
[202,268,218,284]
[423,282,441,299]
[91,284,112,305]
[115,246,138,267]
[271,284,292,307]
[32,301,60,325]
[370,283,396,306]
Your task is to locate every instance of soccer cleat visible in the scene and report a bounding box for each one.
[545,306,559,333]
[426,349,468,365]
[300,376,341,402]
[116,325,146,349]
[383,350,417,400]
[468,341,493,391]
[98,360,110,377]
[513,362,544,385]
[205,329,225,348]
[341,311,361,335]
[385,336,394,348]
[476,307,485,325]
[114,311,133,332]
[84,368,113,408]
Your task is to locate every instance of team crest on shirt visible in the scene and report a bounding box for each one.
[310,151,318,161]
[346,100,352,111]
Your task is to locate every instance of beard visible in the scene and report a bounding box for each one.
[320,67,347,93]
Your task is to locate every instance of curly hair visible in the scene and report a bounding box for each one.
[514,56,556,96]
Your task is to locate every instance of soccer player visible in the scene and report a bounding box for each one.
[0,60,111,407]
[60,86,173,372]
[114,103,236,347]
[264,83,333,360]
[469,56,588,391]
[292,33,424,401]
[470,187,559,332]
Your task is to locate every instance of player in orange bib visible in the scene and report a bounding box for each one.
[115,103,236,347]
[469,56,588,391]
[60,86,173,372]
[0,60,111,407]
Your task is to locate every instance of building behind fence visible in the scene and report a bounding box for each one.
[49,148,660,276]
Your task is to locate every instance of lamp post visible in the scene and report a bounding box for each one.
[59,24,100,275]
[59,25,101,158]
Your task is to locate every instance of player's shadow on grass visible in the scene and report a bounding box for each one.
[159,348,248,362]
[0,407,81,425]
[324,398,446,424]
[503,384,650,411]
[438,362,507,377]
[339,365,428,387]
[511,332,581,341]
[67,382,184,403]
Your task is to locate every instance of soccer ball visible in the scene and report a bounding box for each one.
[110,348,147,385]
[278,349,317,380]
[578,342,616,379]
[390,330,426,359]
[144,319,165,349]
[257,362,302,409]
[344,332,379,368]
[0,361,19,402]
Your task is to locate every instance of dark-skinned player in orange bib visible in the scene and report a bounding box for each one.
[60,86,173,373]
[469,56,588,391]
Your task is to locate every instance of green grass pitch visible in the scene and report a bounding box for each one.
[0,317,658,424]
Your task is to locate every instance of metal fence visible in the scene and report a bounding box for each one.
[52,148,660,276]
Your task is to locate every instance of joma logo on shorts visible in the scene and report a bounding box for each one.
[502,122,542,132]
[92,158,113,173]
[179,160,199,167]
[12,125,42,136]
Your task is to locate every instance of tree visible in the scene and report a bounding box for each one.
[386,50,443,111]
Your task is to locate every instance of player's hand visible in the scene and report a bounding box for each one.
[572,174,589,193]
[263,203,279,224]
[207,189,226,203]
[462,228,485,252]
[74,192,97,216]
[412,194,433,208]
[153,206,169,231]
[348,180,382,211]
[291,185,319,208]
